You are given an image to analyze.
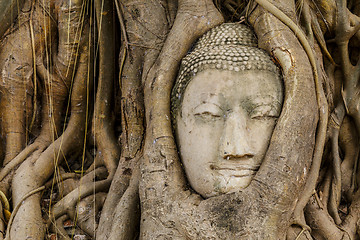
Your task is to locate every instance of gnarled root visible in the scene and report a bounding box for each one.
[8,24,93,238]
[75,193,107,238]
[96,0,167,237]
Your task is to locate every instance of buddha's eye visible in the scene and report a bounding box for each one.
[193,103,223,121]
[250,105,280,120]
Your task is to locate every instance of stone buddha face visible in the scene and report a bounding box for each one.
[175,69,283,198]
[172,23,283,198]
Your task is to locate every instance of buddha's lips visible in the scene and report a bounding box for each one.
[209,164,260,177]
[209,164,260,171]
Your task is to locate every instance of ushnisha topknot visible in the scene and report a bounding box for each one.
[171,23,280,120]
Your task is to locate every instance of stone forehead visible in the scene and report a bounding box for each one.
[171,23,280,121]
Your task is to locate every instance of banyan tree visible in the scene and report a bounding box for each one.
[0,0,359,239]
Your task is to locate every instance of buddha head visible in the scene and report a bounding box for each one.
[171,23,283,198]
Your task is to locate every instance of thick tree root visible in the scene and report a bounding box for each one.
[0,144,39,183]
[4,186,45,240]
[92,0,119,178]
[106,163,140,240]
[8,27,92,238]
[50,167,108,220]
[51,215,71,240]
[253,0,329,230]
[75,193,107,237]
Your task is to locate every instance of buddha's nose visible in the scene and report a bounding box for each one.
[220,112,255,160]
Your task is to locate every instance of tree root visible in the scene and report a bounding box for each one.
[106,163,140,240]
[339,116,359,200]
[8,24,92,238]
[49,177,111,236]
[51,215,71,240]
[50,167,108,221]
[304,195,343,239]
[248,0,328,233]
[339,190,360,239]
[328,103,346,224]
[44,172,80,189]
[0,191,10,224]
[92,0,119,178]
[253,0,329,230]
[75,192,107,238]
[0,201,5,240]
[4,185,45,240]
[97,0,161,237]
[46,167,108,238]
[0,143,41,182]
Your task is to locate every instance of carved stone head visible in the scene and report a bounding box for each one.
[172,23,283,198]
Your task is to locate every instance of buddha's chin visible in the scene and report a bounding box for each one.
[200,174,254,199]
